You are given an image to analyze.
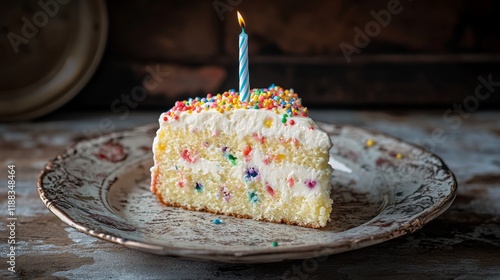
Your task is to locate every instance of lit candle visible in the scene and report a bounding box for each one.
[237,11,250,102]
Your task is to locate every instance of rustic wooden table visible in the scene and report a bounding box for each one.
[1,110,499,279]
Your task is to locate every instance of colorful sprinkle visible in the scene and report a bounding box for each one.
[243,145,252,162]
[266,183,275,197]
[243,145,252,155]
[227,154,237,166]
[245,167,259,181]
[263,157,270,165]
[396,153,403,159]
[195,182,203,193]
[366,139,375,147]
[252,133,266,144]
[274,154,286,163]
[305,179,317,189]
[222,147,238,166]
[271,241,279,247]
[264,117,274,128]
[181,149,197,163]
[221,187,231,202]
[161,85,308,120]
[287,177,295,187]
[248,190,259,203]
[213,219,224,224]
[281,114,288,123]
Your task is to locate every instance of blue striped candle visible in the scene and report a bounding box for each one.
[237,11,250,102]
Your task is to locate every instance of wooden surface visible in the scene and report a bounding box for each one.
[0,110,499,279]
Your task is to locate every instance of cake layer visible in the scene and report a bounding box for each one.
[151,115,333,227]
[154,126,329,171]
[153,128,332,198]
[153,168,331,228]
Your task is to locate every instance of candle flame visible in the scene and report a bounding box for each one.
[237,11,246,29]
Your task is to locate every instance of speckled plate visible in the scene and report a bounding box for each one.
[37,123,457,263]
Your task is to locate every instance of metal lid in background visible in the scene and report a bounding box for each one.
[0,0,108,121]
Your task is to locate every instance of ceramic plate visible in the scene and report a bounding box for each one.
[37,123,457,263]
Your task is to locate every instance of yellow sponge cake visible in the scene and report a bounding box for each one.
[151,85,333,228]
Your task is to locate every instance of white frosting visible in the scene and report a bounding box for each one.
[159,110,332,149]
[153,109,333,201]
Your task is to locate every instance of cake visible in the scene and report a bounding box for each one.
[150,85,333,228]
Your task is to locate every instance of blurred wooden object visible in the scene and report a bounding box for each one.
[0,0,108,121]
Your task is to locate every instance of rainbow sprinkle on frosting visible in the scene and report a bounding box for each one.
[163,85,308,121]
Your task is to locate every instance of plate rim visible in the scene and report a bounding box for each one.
[36,123,458,263]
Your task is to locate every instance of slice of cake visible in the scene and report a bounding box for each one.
[151,85,333,228]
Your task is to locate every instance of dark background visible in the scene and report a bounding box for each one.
[6,0,500,112]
